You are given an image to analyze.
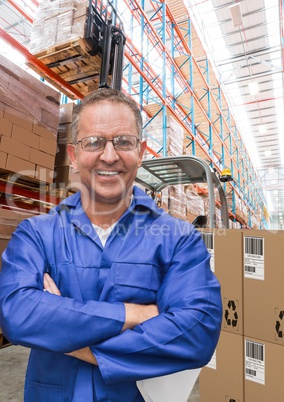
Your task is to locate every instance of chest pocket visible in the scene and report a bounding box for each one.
[100,262,162,304]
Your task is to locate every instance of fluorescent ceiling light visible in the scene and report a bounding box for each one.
[249,81,259,95]
[229,3,243,28]
[259,125,267,134]
[265,149,271,157]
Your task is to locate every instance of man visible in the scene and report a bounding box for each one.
[0,88,222,402]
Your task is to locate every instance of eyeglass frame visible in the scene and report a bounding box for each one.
[74,135,140,152]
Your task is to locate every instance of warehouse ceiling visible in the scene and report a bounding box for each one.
[185,0,284,227]
[0,0,284,228]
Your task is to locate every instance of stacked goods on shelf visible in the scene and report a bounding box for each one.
[0,55,60,184]
[144,114,184,158]
[168,185,186,220]
[185,184,205,222]
[27,0,103,98]
[227,191,249,226]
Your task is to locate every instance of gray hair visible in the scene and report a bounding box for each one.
[71,88,143,144]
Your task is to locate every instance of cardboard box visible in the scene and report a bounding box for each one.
[57,123,72,144]
[0,117,12,137]
[32,123,56,141]
[0,150,7,169]
[30,148,55,170]
[6,154,35,178]
[54,165,81,192]
[199,331,244,402]
[0,135,31,161]
[55,143,70,166]
[243,229,284,344]
[199,229,244,335]
[39,137,57,156]
[35,165,54,184]
[245,336,284,401]
[12,124,40,149]
[59,102,75,124]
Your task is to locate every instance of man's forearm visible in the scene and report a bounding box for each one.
[43,274,159,365]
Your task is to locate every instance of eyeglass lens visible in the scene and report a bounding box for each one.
[79,135,139,151]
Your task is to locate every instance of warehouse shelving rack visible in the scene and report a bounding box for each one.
[0,0,269,228]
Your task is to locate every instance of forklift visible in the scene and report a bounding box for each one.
[135,155,229,229]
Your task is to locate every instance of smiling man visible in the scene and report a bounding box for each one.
[0,88,222,402]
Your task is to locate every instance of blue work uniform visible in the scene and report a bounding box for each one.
[0,186,222,402]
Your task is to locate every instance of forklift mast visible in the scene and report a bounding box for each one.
[83,6,228,230]
[85,0,126,90]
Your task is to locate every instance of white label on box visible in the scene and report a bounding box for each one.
[245,340,265,385]
[201,232,214,272]
[206,349,217,370]
[244,236,264,280]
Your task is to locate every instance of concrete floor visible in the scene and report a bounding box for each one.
[0,345,199,401]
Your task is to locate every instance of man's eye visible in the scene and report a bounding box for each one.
[87,139,103,148]
[117,138,131,147]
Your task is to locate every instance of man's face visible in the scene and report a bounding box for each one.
[68,100,146,210]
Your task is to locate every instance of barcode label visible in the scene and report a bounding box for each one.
[246,368,256,376]
[201,233,214,272]
[246,341,264,361]
[202,233,214,250]
[244,237,264,280]
[245,340,265,384]
[245,237,263,255]
[245,266,256,273]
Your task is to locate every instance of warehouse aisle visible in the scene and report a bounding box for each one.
[0,345,199,401]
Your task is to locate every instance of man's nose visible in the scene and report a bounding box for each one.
[99,141,120,163]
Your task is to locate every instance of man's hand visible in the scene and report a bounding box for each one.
[65,347,98,365]
[122,303,159,331]
[43,273,61,296]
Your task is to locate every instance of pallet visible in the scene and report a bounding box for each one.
[27,38,111,100]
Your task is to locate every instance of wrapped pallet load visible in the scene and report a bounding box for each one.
[28,0,105,97]
[29,0,89,55]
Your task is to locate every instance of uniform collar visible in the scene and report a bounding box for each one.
[56,186,163,217]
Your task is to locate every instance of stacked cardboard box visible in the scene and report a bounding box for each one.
[199,229,244,401]
[199,229,284,401]
[243,229,284,401]
[0,55,60,184]
[54,102,80,191]
[0,207,35,348]
[0,207,35,270]
[200,331,244,402]
[29,0,88,54]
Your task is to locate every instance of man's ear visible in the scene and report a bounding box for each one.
[67,144,78,171]
[138,141,147,166]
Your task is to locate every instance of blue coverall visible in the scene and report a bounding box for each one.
[0,186,222,402]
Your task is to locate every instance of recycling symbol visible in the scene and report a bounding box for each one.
[225,396,238,402]
[275,310,284,338]
[224,300,238,327]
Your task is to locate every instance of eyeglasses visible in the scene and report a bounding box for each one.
[75,135,140,152]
